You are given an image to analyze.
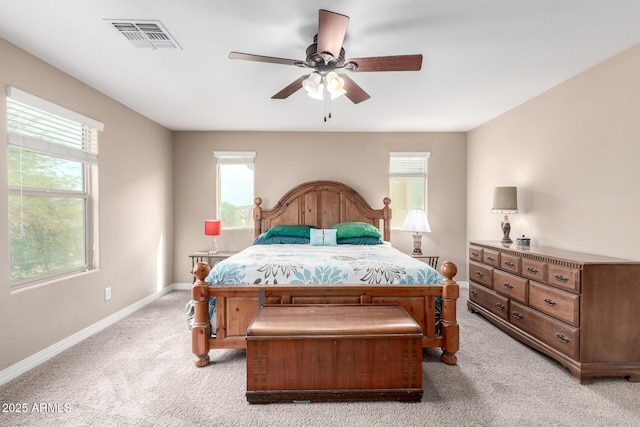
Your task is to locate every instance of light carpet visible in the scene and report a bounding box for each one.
[0,290,638,427]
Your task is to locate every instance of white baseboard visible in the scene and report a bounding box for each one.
[0,285,176,387]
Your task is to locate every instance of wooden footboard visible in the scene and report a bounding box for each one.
[192,261,459,367]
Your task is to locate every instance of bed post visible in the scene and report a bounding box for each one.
[253,197,263,238]
[382,197,391,242]
[191,263,211,367]
[440,261,459,365]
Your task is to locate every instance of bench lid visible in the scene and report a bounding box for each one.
[246,304,422,337]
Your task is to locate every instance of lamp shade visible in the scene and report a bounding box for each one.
[325,71,345,94]
[302,72,322,94]
[204,220,221,236]
[491,187,518,213]
[401,209,431,233]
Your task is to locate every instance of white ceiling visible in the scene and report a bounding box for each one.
[1,1,640,132]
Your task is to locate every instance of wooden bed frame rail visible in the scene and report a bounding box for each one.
[192,262,459,367]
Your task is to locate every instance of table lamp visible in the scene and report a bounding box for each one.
[401,209,431,255]
[204,220,221,254]
[491,187,518,243]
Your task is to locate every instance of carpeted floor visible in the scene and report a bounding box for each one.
[0,289,638,427]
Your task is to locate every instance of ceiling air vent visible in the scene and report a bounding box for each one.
[106,20,181,49]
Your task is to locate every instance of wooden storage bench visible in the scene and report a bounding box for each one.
[245,304,424,404]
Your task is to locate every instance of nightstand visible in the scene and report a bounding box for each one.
[411,254,439,269]
[188,251,237,282]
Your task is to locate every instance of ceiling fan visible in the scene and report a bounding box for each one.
[229,9,423,120]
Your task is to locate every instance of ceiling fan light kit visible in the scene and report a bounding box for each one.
[229,9,422,121]
[303,71,345,100]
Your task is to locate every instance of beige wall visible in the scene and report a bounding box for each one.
[467,43,640,261]
[172,131,468,283]
[0,39,174,370]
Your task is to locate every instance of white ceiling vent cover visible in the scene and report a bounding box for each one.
[106,20,182,50]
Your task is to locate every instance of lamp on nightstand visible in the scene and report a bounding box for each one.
[401,209,431,255]
[491,187,518,244]
[204,220,221,254]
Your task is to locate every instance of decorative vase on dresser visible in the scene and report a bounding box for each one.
[467,240,640,384]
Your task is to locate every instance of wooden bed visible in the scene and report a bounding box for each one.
[191,180,459,367]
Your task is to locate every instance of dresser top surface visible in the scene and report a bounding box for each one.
[470,241,639,265]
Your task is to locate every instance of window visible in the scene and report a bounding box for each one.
[214,151,255,228]
[389,152,430,229]
[7,87,103,286]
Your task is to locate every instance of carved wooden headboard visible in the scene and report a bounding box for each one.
[252,180,392,241]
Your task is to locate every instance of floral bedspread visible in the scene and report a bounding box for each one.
[186,243,444,331]
[204,242,443,286]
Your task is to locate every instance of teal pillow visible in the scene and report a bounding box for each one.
[337,236,383,245]
[329,222,382,239]
[310,229,337,246]
[264,224,315,239]
[253,233,310,245]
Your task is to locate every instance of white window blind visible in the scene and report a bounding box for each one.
[214,151,256,164]
[6,87,103,163]
[389,152,430,178]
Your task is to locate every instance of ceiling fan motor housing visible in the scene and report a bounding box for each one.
[305,42,346,70]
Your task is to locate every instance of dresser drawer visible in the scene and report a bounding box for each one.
[482,249,501,268]
[528,281,579,327]
[510,302,579,359]
[547,265,580,292]
[469,245,483,262]
[469,283,509,321]
[469,260,493,288]
[522,258,547,282]
[500,253,521,275]
[493,270,528,304]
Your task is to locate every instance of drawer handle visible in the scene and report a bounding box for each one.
[470,290,478,296]
[487,256,495,261]
[512,311,523,320]
[475,271,484,277]
[554,274,569,282]
[496,303,505,311]
[526,266,539,274]
[503,283,514,290]
[471,251,479,257]
[555,333,572,344]
[544,298,557,306]
[505,261,515,267]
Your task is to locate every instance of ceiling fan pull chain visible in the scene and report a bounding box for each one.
[324,79,331,122]
[324,96,327,122]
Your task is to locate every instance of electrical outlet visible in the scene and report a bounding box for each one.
[105,287,111,301]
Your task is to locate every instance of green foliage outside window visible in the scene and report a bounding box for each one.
[218,162,254,229]
[8,148,87,283]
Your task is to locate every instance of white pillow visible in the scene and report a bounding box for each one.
[309,228,337,246]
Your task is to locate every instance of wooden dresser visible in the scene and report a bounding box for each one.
[467,241,640,384]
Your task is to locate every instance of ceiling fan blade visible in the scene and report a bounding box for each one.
[271,75,309,99]
[339,74,370,104]
[317,9,349,59]
[346,54,423,72]
[229,51,303,67]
